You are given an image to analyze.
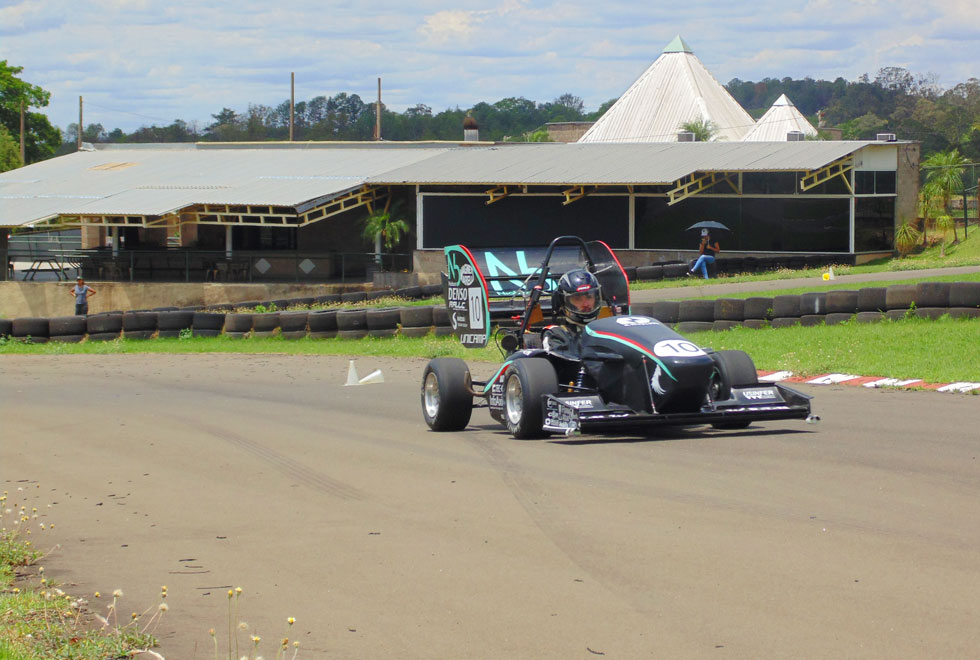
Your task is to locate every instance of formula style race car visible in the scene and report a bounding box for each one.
[421,236,813,439]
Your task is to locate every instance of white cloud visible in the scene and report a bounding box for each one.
[3,0,978,133]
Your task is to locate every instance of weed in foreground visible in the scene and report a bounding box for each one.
[0,483,163,659]
[212,586,299,660]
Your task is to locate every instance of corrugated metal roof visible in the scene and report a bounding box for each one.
[742,95,819,142]
[1,140,891,228]
[579,37,756,143]
[368,141,874,186]
[0,144,450,226]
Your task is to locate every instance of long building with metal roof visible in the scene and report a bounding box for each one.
[1,138,918,282]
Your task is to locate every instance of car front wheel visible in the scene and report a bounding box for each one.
[503,358,558,439]
[421,358,473,431]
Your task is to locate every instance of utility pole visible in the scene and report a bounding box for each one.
[78,96,83,151]
[289,72,295,141]
[19,100,25,163]
[374,77,381,140]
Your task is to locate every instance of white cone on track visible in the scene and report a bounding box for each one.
[344,360,360,386]
[358,369,384,385]
[828,266,835,280]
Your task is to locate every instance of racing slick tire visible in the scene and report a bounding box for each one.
[421,358,473,432]
[709,350,758,430]
[503,358,558,440]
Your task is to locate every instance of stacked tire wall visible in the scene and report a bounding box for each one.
[1,282,977,343]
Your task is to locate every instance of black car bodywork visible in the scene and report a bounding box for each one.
[423,236,812,438]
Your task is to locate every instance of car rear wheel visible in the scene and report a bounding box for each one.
[421,358,473,431]
[709,350,758,430]
[503,358,558,439]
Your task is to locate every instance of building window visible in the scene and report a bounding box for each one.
[855,197,895,252]
[855,171,896,195]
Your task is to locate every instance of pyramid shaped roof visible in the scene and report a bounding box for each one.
[578,36,756,143]
[742,94,818,141]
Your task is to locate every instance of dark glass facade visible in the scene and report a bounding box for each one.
[421,195,629,249]
[855,197,895,251]
[634,196,851,252]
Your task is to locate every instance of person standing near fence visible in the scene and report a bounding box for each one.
[70,276,96,315]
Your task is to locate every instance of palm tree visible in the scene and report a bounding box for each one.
[921,149,968,244]
[679,118,719,142]
[362,203,410,270]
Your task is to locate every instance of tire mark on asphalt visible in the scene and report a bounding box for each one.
[464,435,646,609]
[195,421,366,502]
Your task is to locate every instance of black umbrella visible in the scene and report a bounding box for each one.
[686,221,731,232]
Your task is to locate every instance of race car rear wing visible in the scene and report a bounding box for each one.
[442,236,631,348]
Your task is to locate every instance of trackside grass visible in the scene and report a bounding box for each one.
[1,315,978,383]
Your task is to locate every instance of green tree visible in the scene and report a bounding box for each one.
[362,203,411,269]
[921,148,968,243]
[0,60,61,162]
[0,124,23,171]
[679,117,718,141]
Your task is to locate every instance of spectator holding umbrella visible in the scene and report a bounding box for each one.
[688,228,721,279]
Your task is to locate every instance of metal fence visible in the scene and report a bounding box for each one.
[4,247,412,283]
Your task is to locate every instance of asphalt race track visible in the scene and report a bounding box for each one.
[2,354,979,659]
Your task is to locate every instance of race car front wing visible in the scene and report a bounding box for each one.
[543,383,813,434]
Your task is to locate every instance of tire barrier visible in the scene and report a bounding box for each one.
[771,295,801,318]
[635,265,663,282]
[949,282,980,308]
[800,292,827,315]
[157,311,194,338]
[826,290,859,314]
[308,310,338,339]
[2,281,977,344]
[421,284,444,297]
[743,297,773,321]
[279,311,309,339]
[123,311,158,340]
[336,308,368,338]
[49,315,87,338]
[885,285,916,310]
[87,312,122,340]
[192,312,226,338]
[252,312,280,338]
[395,285,423,300]
[341,291,367,304]
[649,301,680,324]
[314,294,342,305]
[678,299,714,323]
[366,289,394,301]
[857,287,887,312]
[713,298,744,321]
[13,317,50,343]
[914,282,950,308]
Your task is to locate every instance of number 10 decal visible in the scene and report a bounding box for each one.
[468,288,484,329]
[653,340,706,358]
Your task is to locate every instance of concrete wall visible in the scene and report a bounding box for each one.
[0,281,368,318]
[897,142,921,229]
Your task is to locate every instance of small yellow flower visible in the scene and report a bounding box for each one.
[12,588,19,594]
[251,635,260,644]
[94,591,101,598]
[208,628,215,637]
[131,612,138,620]
[287,617,295,625]
[227,589,234,598]
[158,603,169,612]
[235,587,242,595]
[112,589,123,598]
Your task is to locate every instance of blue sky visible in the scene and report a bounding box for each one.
[2,0,978,133]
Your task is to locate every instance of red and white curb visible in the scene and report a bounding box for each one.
[758,371,980,393]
